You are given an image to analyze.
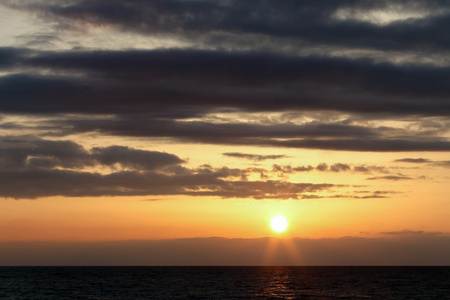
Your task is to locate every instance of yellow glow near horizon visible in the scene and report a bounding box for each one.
[270,215,288,232]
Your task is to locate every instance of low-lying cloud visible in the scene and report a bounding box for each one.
[1,234,449,266]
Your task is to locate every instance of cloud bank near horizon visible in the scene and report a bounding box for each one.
[1,234,449,266]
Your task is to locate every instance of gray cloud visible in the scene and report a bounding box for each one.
[0,136,183,171]
[394,158,450,168]
[367,175,414,181]
[432,161,450,167]
[293,165,315,172]
[2,49,450,117]
[0,137,402,200]
[91,146,184,170]
[272,163,390,177]
[0,47,26,68]
[316,163,328,171]
[0,168,337,199]
[0,136,343,199]
[395,158,431,163]
[223,152,288,161]
[10,0,450,52]
[1,46,450,152]
[1,235,450,266]
[270,138,450,152]
[381,230,445,236]
[0,0,449,169]
[330,163,351,172]
[0,136,92,170]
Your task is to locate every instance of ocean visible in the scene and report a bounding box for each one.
[0,266,449,299]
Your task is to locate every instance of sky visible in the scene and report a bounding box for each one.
[1,0,450,266]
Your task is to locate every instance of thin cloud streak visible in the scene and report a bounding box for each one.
[223,152,288,161]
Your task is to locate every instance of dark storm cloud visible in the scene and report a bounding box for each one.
[12,0,450,52]
[223,153,288,161]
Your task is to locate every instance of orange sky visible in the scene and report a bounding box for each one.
[1,1,450,265]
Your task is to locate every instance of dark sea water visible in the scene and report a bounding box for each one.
[1,266,449,299]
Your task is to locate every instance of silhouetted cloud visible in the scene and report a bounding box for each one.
[381,230,445,236]
[272,163,389,175]
[91,146,184,170]
[223,152,288,161]
[432,161,450,168]
[395,158,450,168]
[0,136,346,199]
[1,235,450,265]
[293,166,315,172]
[395,158,431,163]
[316,163,328,171]
[0,136,183,171]
[367,175,414,181]
[330,163,351,172]
[0,168,339,199]
[0,136,92,170]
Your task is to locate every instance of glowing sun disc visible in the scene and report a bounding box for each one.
[271,215,288,232]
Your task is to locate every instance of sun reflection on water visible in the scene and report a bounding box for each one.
[256,267,298,299]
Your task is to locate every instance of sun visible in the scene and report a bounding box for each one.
[270,215,288,232]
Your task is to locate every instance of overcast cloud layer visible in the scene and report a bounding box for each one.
[1,0,450,199]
